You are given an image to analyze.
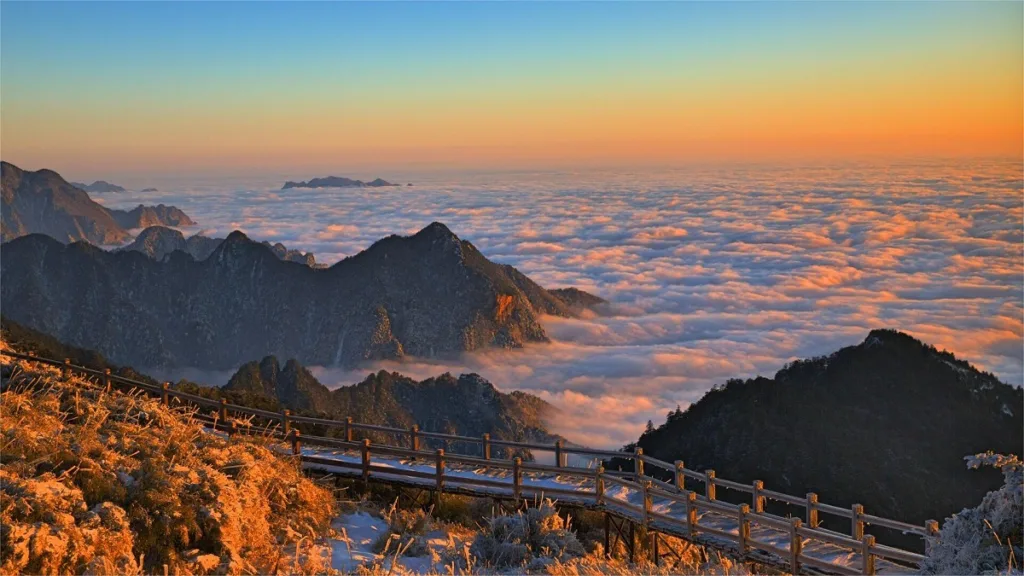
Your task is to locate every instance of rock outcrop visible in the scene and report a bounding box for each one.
[1,162,194,244]
[282,176,400,189]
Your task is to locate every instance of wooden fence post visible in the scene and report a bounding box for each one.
[345,417,353,442]
[513,457,522,504]
[555,439,565,468]
[652,531,660,567]
[752,480,765,513]
[482,433,491,460]
[103,369,112,393]
[634,447,644,479]
[674,460,685,492]
[925,519,939,555]
[161,382,170,407]
[686,491,698,537]
[642,480,652,527]
[410,425,420,451]
[361,439,371,482]
[806,493,819,528]
[738,504,750,556]
[851,503,865,540]
[282,409,291,436]
[705,470,716,500]
[789,518,802,573]
[603,513,611,559]
[595,465,605,505]
[219,398,228,423]
[291,429,301,455]
[436,449,446,494]
[862,534,876,575]
[62,358,70,381]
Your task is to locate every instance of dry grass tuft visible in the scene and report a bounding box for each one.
[0,345,337,576]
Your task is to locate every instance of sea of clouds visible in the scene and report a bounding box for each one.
[101,158,1023,448]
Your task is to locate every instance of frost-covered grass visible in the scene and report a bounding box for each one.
[327,494,759,575]
[0,344,337,575]
[921,452,1022,575]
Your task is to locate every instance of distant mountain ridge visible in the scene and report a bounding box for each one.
[282,176,400,189]
[71,180,126,193]
[1,222,602,369]
[223,356,559,453]
[120,225,316,266]
[1,161,194,244]
[629,329,1022,545]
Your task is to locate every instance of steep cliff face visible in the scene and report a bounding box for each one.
[0,222,595,369]
[1,162,194,244]
[2,162,130,244]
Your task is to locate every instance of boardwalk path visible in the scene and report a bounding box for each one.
[1,351,939,575]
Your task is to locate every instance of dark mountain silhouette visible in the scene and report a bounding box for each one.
[223,356,559,454]
[550,288,608,313]
[628,329,1022,545]
[141,187,158,193]
[1,161,194,244]
[70,180,126,193]
[282,176,400,189]
[1,222,600,370]
[120,226,315,266]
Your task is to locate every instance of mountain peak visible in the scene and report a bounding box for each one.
[414,221,457,240]
[223,230,252,244]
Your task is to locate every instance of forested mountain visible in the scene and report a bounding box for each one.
[629,329,1022,542]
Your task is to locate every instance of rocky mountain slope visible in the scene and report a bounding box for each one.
[223,356,558,451]
[1,222,600,369]
[628,329,1022,544]
[108,204,194,229]
[70,180,126,193]
[120,225,315,265]
[283,176,399,189]
[1,161,194,244]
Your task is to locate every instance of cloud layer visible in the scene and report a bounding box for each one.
[99,159,1024,447]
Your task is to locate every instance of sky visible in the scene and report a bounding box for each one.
[2,1,1022,177]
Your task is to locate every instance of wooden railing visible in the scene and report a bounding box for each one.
[1,350,941,575]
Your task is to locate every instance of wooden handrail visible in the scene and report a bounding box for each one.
[0,349,939,572]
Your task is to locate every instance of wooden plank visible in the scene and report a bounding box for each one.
[870,543,925,565]
[713,477,755,494]
[797,526,862,549]
[815,501,855,519]
[798,553,862,575]
[760,488,807,506]
[861,513,928,535]
[366,466,437,480]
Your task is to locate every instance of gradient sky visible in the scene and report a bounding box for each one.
[2,1,1021,177]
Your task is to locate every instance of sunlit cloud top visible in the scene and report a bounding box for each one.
[2,2,1021,177]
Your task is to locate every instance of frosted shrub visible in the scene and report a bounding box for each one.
[921,452,1022,575]
[0,350,336,576]
[471,499,586,569]
[372,503,435,556]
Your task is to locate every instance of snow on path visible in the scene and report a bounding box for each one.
[297,445,919,575]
